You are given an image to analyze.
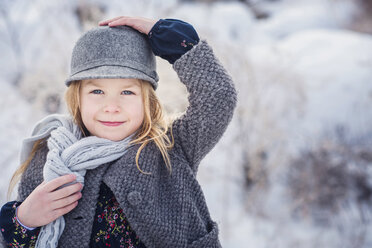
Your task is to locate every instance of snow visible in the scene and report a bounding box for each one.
[1,0,372,247]
[246,28,372,147]
[0,81,43,202]
[256,0,356,39]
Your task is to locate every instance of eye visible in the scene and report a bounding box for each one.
[90,89,103,94]
[122,90,134,95]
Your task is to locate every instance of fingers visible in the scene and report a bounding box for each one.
[106,16,134,27]
[44,174,77,192]
[50,181,83,201]
[98,16,125,26]
[18,176,82,227]
[53,201,79,220]
[51,191,82,210]
[98,16,155,35]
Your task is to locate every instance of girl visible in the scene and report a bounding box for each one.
[0,16,237,248]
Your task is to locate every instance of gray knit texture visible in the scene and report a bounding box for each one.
[18,114,134,248]
[16,40,237,248]
[65,26,159,89]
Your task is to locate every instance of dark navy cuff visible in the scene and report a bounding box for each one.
[148,19,200,64]
[0,201,40,244]
[1,201,19,242]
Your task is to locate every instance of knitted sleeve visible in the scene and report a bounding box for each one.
[0,143,49,247]
[18,142,48,202]
[172,40,237,174]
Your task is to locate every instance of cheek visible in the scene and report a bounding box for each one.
[80,105,89,122]
[80,97,96,123]
[132,99,145,124]
[79,106,89,128]
[135,104,144,123]
[138,109,145,125]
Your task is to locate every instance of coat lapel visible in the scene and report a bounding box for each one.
[59,163,110,247]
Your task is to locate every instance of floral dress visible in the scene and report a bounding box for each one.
[0,182,146,248]
[89,182,146,248]
[0,201,40,247]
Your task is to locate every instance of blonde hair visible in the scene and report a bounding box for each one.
[7,139,46,200]
[8,79,174,199]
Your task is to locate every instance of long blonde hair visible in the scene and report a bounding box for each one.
[8,79,174,199]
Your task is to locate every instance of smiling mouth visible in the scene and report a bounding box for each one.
[99,121,125,127]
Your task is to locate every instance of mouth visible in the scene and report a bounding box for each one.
[99,121,125,127]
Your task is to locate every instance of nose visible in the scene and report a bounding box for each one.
[103,97,121,113]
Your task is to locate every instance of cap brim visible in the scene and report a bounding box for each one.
[65,65,158,89]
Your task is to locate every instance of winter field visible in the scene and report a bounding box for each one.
[1,0,372,247]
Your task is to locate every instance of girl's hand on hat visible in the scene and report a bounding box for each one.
[16,174,83,228]
[98,16,156,35]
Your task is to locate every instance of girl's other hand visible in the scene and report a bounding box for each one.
[17,174,83,228]
[98,16,156,35]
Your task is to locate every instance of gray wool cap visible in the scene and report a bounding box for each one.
[65,25,159,89]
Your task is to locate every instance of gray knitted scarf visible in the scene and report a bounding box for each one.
[19,114,133,248]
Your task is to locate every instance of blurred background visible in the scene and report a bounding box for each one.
[1,0,372,247]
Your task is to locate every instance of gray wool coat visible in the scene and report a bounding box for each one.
[7,40,237,248]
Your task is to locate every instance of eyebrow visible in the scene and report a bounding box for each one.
[84,80,140,89]
[84,80,100,87]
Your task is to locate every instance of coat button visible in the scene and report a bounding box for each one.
[127,191,142,206]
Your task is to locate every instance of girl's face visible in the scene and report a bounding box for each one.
[79,78,144,141]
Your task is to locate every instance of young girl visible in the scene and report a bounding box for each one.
[0,16,237,248]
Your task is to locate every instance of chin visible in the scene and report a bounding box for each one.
[104,135,128,142]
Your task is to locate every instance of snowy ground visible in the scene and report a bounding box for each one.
[1,0,372,247]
